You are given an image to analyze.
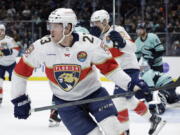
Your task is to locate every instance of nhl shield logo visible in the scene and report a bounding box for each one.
[53,64,81,92]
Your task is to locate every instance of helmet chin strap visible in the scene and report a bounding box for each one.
[57,25,73,45]
[57,29,66,44]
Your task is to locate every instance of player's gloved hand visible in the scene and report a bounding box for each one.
[89,26,101,38]
[1,49,13,56]
[148,48,165,59]
[135,90,152,102]
[11,94,31,119]
[109,31,126,48]
[128,79,153,102]
[148,48,159,59]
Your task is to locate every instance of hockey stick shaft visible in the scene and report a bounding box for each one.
[113,0,116,30]
[32,77,180,112]
[150,77,180,91]
[32,91,134,112]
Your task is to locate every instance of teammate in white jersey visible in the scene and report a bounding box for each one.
[11,8,137,135]
[90,9,166,135]
[0,24,19,105]
[48,26,90,128]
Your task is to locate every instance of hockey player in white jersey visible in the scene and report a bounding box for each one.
[90,9,166,135]
[48,26,90,127]
[0,24,19,105]
[10,8,138,135]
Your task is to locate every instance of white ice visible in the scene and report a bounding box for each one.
[1,81,180,135]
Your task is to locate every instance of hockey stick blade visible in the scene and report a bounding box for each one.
[32,91,134,112]
[149,77,180,92]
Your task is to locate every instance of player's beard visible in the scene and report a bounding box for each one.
[0,33,5,40]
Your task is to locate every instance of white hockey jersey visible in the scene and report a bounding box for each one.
[100,25,140,70]
[0,35,19,66]
[11,33,123,101]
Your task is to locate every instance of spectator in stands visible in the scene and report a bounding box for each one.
[0,0,179,53]
[172,41,180,56]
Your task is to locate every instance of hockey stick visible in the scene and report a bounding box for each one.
[32,91,134,112]
[113,0,116,30]
[32,77,180,112]
[149,77,180,92]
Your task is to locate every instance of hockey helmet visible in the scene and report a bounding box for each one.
[0,24,5,30]
[48,8,77,29]
[136,22,146,30]
[91,10,110,23]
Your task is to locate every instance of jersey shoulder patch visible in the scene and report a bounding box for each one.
[5,35,12,40]
[78,33,97,46]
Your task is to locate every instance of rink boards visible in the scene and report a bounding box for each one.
[5,57,180,81]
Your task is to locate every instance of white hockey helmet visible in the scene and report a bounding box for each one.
[0,24,5,30]
[48,8,77,29]
[91,10,110,23]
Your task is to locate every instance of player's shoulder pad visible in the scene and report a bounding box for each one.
[135,36,141,43]
[29,35,51,51]
[148,33,158,39]
[115,25,125,31]
[78,32,101,45]
[37,35,52,46]
[5,35,13,40]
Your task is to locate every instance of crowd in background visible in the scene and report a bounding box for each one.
[0,0,179,55]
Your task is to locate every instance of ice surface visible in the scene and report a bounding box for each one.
[1,81,180,135]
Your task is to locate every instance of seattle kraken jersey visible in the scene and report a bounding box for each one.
[0,35,19,66]
[135,33,165,67]
[100,25,140,70]
[74,26,89,34]
[11,33,121,101]
[141,69,172,87]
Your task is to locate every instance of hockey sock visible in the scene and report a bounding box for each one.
[134,101,152,120]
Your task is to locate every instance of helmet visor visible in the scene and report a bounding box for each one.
[47,22,62,31]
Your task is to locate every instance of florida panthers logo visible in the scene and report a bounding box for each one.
[53,64,81,92]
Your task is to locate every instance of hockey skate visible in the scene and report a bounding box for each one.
[148,114,166,135]
[49,109,61,127]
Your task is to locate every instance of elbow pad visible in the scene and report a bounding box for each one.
[109,31,126,48]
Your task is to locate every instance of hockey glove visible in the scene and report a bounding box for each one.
[128,79,153,102]
[11,94,31,119]
[89,26,102,38]
[1,49,13,56]
[149,48,165,59]
[109,31,126,48]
